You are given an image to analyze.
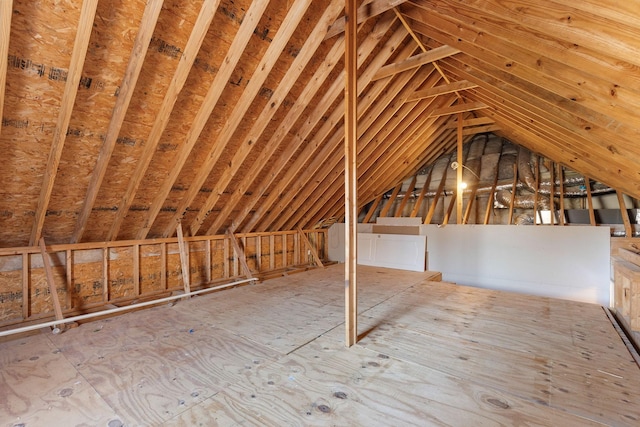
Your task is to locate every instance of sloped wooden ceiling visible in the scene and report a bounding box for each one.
[0,0,638,248]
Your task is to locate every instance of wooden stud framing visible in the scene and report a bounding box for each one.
[425,156,450,224]
[38,238,64,330]
[430,102,488,119]
[508,163,518,225]
[456,112,463,224]
[223,238,230,278]
[227,231,253,280]
[205,240,212,283]
[345,0,358,348]
[72,0,164,243]
[379,183,403,217]
[22,253,29,320]
[557,164,565,226]
[161,242,167,290]
[107,0,220,241]
[297,227,324,268]
[533,156,540,225]
[176,222,191,295]
[65,250,72,309]
[585,176,596,226]
[30,0,99,245]
[411,167,432,218]
[484,156,500,225]
[269,235,275,270]
[617,191,633,238]
[549,161,555,225]
[363,194,383,223]
[324,0,407,39]
[443,191,456,225]
[133,244,140,296]
[102,248,109,303]
[395,175,417,217]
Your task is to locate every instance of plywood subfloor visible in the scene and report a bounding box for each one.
[1,265,639,426]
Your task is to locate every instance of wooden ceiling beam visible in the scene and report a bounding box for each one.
[407,80,477,102]
[445,116,494,129]
[430,101,488,118]
[324,0,409,39]
[71,0,164,244]
[205,27,349,236]
[185,0,344,237]
[106,0,220,241]
[30,0,99,246]
[239,18,405,233]
[0,0,12,138]
[462,124,501,136]
[159,0,315,239]
[372,44,459,81]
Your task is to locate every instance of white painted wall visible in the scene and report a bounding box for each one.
[328,223,611,306]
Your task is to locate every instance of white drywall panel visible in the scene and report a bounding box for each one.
[358,233,427,272]
[420,224,610,306]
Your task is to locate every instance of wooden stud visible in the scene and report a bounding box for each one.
[363,194,384,223]
[484,155,500,225]
[585,176,596,226]
[161,242,167,290]
[102,247,109,303]
[557,164,565,226]
[133,244,140,296]
[533,156,540,225]
[443,191,456,225]
[617,191,632,238]
[22,253,29,320]
[445,117,495,129]
[395,175,417,217]
[345,0,358,348]
[205,239,212,283]
[425,156,450,224]
[297,227,324,267]
[379,183,403,217]
[372,45,460,81]
[411,168,432,218]
[30,0,99,245]
[107,0,220,241]
[71,0,164,243]
[549,161,555,225]
[269,235,275,270]
[227,231,253,280]
[0,0,12,138]
[282,234,288,268]
[456,112,463,224]
[38,238,64,331]
[65,250,72,309]
[176,222,191,295]
[255,236,262,272]
[223,237,230,278]
[508,163,518,225]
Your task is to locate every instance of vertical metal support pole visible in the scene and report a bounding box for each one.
[345,0,358,347]
[456,112,463,224]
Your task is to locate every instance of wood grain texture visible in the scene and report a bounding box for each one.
[1,265,638,425]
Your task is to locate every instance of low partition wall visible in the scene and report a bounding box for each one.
[0,229,327,329]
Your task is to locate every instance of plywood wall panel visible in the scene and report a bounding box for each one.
[139,244,164,294]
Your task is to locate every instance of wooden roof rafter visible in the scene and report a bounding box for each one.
[244,22,410,233]
[205,29,350,236]
[185,0,345,238]
[237,15,405,233]
[71,0,164,244]
[30,0,100,246]
[106,0,220,241]
[324,0,409,39]
[0,0,12,139]
[158,0,315,239]
[273,59,443,230]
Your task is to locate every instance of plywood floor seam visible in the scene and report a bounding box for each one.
[1,264,639,426]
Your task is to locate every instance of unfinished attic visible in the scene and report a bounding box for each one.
[1,0,640,425]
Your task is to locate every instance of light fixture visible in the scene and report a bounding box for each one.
[459,181,468,190]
